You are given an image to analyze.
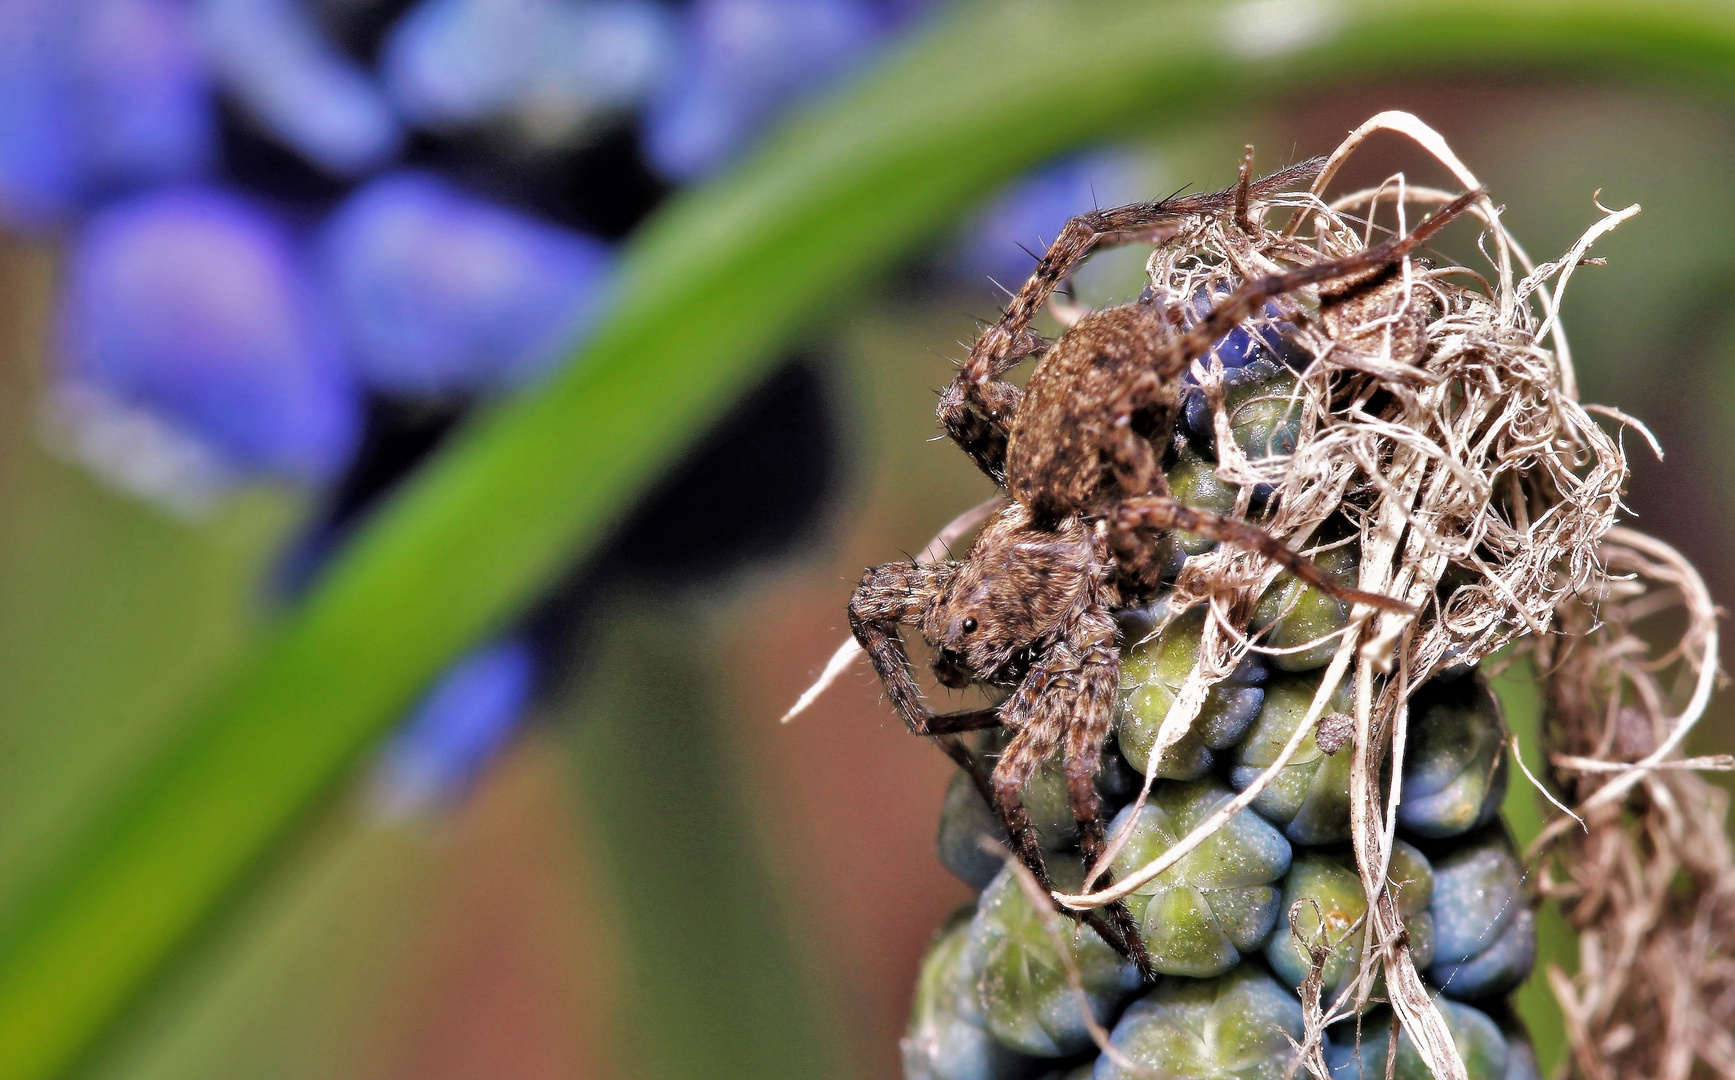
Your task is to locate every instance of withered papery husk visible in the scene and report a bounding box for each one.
[1055,112,1721,1080]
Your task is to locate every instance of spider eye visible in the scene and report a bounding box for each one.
[961,617,978,634]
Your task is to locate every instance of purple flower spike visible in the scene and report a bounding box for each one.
[643,0,888,181]
[200,0,402,175]
[382,0,674,148]
[319,172,613,396]
[952,149,1153,293]
[58,187,360,493]
[372,636,538,815]
[0,0,213,228]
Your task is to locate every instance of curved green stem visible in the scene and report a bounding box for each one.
[3,2,1733,1077]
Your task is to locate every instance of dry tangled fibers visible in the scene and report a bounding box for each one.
[1044,112,1729,1080]
[784,110,1731,1080]
[1533,528,1733,1080]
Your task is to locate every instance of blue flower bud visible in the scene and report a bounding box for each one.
[1326,999,1510,1080]
[319,172,613,395]
[56,186,360,490]
[1105,778,1291,977]
[903,912,1037,1080]
[1231,674,1354,845]
[1426,828,1536,1000]
[0,0,213,227]
[643,0,889,181]
[1178,290,1302,425]
[372,636,538,814]
[971,857,1143,1058]
[1265,842,1435,1006]
[382,0,674,146]
[1117,606,1265,781]
[1096,964,1311,1080]
[1397,672,1509,839]
[201,0,402,175]
[1502,1031,1541,1080]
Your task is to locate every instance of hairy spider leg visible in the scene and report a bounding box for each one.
[847,560,1055,876]
[1112,496,1412,613]
[1233,144,1258,234]
[938,158,1329,483]
[987,589,1157,978]
[1171,187,1482,368]
[847,557,1156,975]
[1091,189,1486,610]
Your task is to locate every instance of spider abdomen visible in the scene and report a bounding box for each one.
[1003,303,1177,521]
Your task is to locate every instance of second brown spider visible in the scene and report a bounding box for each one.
[849,164,1477,968]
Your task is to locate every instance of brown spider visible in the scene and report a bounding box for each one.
[849,161,1478,965]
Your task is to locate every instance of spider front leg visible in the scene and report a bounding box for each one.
[847,559,1010,800]
[1061,609,1124,870]
[995,635,1157,979]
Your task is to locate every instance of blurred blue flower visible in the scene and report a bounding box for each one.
[643,0,889,181]
[951,148,1154,292]
[55,186,361,500]
[318,171,614,395]
[382,0,674,148]
[372,636,538,815]
[200,0,402,175]
[0,0,214,228]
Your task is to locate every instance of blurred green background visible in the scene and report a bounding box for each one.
[5,2,1735,1079]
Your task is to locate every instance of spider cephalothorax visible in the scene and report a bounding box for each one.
[849,500,1135,955]
[920,507,1100,683]
[850,157,1477,970]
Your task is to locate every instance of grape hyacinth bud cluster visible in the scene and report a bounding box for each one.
[1,0,933,812]
[907,332,1541,1080]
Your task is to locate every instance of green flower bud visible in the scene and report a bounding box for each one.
[1153,450,1241,576]
[1117,607,1265,781]
[1230,674,1354,845]
[904,912,1037,1080]
[1105,778,1291,977]
[970,857,1144,1057]
[1015,760,1082,851]
[1097,963,1309,1080]
[1397,673,1509,839]
[1225,357,1301,461]
[1249,542,1358,672]
[1265,842,1435,1005]
[1325,999,1511,1080]
[1427,828,1536,1000]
